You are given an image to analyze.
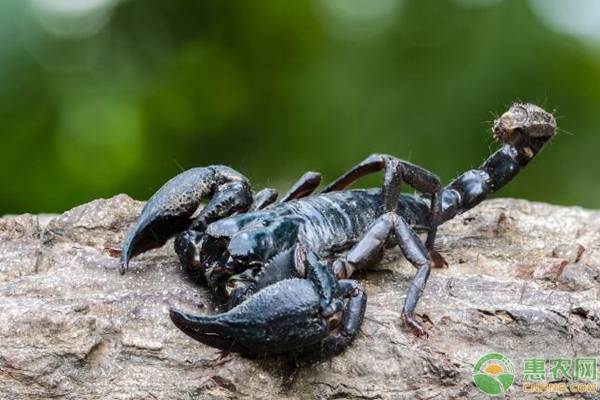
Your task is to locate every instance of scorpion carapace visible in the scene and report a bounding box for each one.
[120,103,556,361]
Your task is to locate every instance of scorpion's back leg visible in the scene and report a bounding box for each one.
[279,171,322,203]
[120,166,253,273]
[435,103,556,225]
[322,153,443,250]
[321,153,440,206]
[333,212,433,337]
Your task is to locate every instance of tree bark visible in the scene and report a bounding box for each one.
[1,195,599,399]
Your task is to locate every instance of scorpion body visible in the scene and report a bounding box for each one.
[181,189,430,305]
[119,103,557,362]
[264,189,430,254]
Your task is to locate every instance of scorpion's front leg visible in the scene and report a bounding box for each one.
[249,188,279,210]
[279,171,322,203]
[120,166,253,273]
[247,170,322,212]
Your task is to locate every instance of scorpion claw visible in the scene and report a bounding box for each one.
[169,308,250,353]
[120,166,251,273]
[169,278,331,356]
[121,168,218,273]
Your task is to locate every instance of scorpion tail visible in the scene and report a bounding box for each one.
[437,103,556,224]
[120,166,252,274]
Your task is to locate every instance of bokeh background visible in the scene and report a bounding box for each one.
[2,0,599,214]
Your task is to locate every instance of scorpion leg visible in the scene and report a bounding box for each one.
[333,214,392,279]
[322,153,443,253]
[250,188,279,210]
[333,212,432,337]
[245,170,322,214]
[295,279,367,365]
[322,279,366,355]
[279,171,322,203]
[380,159,443,262]
[321,153,440,198]
[435,103,556,225]
[120,166,253,273]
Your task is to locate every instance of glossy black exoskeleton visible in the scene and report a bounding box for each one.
[120,103,556,362]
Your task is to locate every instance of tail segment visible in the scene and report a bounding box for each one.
[438,103,556,223]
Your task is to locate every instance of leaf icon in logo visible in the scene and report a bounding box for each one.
[473,353,515,396]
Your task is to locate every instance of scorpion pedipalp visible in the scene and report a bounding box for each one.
[169,278,328,355]
[120,166,252,274]
[169,250,366,358]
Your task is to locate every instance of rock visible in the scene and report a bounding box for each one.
[560,263,599,291]
[1,196,600,399]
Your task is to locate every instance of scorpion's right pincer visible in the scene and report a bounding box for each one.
[170,247,366,361]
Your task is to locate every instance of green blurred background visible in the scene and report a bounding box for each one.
[1,0,599,214]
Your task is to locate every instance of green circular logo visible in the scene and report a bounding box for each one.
[473,353,515,396]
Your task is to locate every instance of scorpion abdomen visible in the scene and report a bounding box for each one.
[273,189,430,255]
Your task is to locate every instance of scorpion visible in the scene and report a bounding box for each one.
[120,103,556,363]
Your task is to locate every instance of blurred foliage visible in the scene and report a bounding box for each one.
[1,0,600,214]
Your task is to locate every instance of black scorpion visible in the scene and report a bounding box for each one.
[120,103,556,362]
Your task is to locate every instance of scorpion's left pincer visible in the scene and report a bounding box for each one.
[169,250,367,360]
[120,166,253,274]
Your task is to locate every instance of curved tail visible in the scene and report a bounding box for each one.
[437,103,556,224]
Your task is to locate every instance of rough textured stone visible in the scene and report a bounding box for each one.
[1,196,600,399]
[560,263,599,291]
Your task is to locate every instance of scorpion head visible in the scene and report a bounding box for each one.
[492,103,556,158]
[225,218,300,269]
[178,217,301,290]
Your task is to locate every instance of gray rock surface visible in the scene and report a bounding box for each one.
[1,195,600,399]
